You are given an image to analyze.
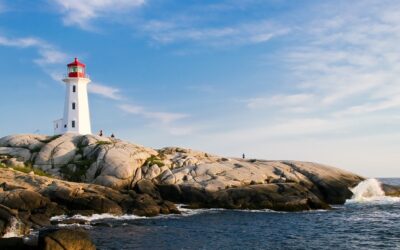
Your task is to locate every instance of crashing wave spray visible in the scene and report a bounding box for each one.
[2,218,23,238]
[350,179,385,201]
[347,178,400,203]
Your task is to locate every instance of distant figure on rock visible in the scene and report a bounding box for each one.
[99,130,103,137]
[111,133,115,139]
[242,153,245,159]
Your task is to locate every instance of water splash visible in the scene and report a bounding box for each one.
[346,178,400,204]
[51,213,145,222]
[2,218,23,238]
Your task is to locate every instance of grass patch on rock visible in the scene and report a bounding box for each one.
[96,141,112,146]
[144,155,165,167]
[0,164,52,177]
[60,159,96,182]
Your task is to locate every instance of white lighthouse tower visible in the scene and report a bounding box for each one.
[54,58,92,135]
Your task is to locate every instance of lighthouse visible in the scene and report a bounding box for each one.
[54,58,92,135]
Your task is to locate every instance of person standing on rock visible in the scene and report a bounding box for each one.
[111,133,115,139]
[99,130,103,137]
[242,153,245,159]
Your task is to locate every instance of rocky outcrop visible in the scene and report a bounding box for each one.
[0,134,156,190]
[38,228,96,250]
[382,184,400,197]
[0,168,179,237]
[158,183,330,211]
[0,228,96,250]
[0,134,374,212]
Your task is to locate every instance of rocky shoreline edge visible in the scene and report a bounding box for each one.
[1,134,399,249]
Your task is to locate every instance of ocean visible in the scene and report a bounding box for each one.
[65,179,400,249]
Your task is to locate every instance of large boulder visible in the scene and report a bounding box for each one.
[34,134,81,173]
[38,228,96,250]
[42,181,123,215]
[382,184,400,197]
[0,148,31,163]
[0,134,49,151]
[0,190,51,212]
[92,140,156,189]
[134,180,161,200]
[131,180,180,216]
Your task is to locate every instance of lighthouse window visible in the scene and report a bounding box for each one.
[73,85,76,92]
[68,66,84,74]
[72,121,76,128]
[72,102,76,110]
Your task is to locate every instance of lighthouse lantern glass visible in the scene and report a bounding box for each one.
[69,66,84,73]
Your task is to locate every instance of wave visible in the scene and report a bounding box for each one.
[176,205,325,215]
[346,178,400,204]
[51,206,286,224]
[51,213,146,223]
[177,205,227,216]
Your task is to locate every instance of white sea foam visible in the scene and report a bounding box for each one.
[50,203,329,224]
[51,213,146,222]
[346,178,400,204]
[57,223,92,229]
[2,218,23,238]
[177,204,226,216]
[177,204,290,215]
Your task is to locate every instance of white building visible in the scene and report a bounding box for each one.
[54,58,92,135]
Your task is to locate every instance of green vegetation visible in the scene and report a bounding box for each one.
[96,141,112,145]
[0,164,52,177]
[60,158,96,182]
[144,155,165,167]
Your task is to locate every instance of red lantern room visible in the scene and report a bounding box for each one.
[67,58,86,78]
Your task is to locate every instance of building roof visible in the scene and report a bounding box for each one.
[67,57,86,67]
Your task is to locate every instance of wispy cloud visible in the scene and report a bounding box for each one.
[235,0,400,138]
[0,35,68,66]
[142,19,289,47]
[335,94,400,117]
[246,93,314,109]
[283,1,400,112]
[0,36,43,48]
[34,48,69,66]
[88,83,123,100]
[51,0,145,30]
[118,104,188,124]
[0,34,126,102]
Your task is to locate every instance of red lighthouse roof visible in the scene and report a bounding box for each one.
[68,57,86,67]
[67,58,86,78]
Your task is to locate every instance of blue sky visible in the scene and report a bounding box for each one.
[1,0,399,177]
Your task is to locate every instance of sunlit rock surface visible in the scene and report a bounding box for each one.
[0,133,374,211]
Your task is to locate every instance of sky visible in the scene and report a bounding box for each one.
[0,0,399,177]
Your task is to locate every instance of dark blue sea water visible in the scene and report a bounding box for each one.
[83,178,400,250]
